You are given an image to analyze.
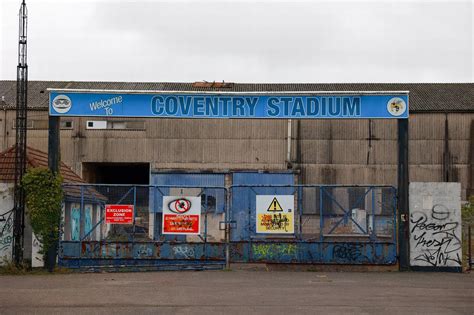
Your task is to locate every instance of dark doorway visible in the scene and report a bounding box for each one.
[82,163,150,184]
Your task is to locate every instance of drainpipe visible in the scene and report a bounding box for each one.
[2,102,7,151]
[286,119,292,168]
[443,112,450,182]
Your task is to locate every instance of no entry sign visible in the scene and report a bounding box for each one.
[162,196,201,235]
[105,204,134,224]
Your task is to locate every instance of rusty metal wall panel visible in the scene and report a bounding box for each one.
[299,140,398,165]
[409,113,446,140]
[150,162,288,171]
[301,165,398,185]
[299,120,369,140]
[448,113,473,140]
[448,140,471,164]
[410,140,444,164]
[79,138,149,163]
[371,119,398,140]
[1,109,472,199]
[149,139,286,165]
[369,140,398,164]
[146,119,287,140]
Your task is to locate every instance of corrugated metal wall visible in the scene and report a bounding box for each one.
[1,110,472,199]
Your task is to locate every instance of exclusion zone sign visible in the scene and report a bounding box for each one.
[105,204,134,224]
[162,196,201,235]
[256,195,294,234]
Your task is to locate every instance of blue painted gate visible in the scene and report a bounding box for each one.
[229,172,397,264]
[58,173,397,270]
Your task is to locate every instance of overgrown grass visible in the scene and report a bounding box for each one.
[0,257,72,275]
[0,258,29,275]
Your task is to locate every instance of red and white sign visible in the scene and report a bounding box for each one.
[105,204,134,224]
[162,196,201,235]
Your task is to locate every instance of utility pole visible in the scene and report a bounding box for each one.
[13,0,28,266]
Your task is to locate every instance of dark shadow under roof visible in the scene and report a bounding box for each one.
[0,81,472,112]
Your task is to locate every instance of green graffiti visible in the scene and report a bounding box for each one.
[252,243,297,260]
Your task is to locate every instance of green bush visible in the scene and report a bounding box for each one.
[462,196,474,224]
[22,167,63,261]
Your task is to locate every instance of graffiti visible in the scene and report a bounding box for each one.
[410,205,462,267]
[84,205,92,237]
[71,207,80,241]
[332,243,368,262]
[0,212,13,256]
[259,214,291,232]
[80,242,134,259]
[431,204,449,221]
[252,243,297,260]
[172,245,195,259]
[135,244,154,258]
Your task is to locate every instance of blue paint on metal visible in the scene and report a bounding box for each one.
[324,187,371,235]
[148,175,225,242]
[228,242,396,264]
[49,91,409,119]
[59,240,395,266]
[150,173,225,213]
[231,173,294,242]
[59,183,398,269]
[59,258,225,271]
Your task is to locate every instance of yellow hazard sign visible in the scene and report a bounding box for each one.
[256,195,295,234]
[267,197,283,212]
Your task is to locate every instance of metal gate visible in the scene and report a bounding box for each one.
[229,184,397,264]
[59,184,228,271]
[58,182,397,270]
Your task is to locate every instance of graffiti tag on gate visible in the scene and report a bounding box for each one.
[332,243,369,262]
[172,245,195,259]
[252,243,297,260]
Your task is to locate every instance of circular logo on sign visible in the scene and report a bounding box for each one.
[52,95,72,114]
[387,97,406,116]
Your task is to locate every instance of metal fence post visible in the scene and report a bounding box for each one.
[225,188,231,269]
[469,225,472,271]
[319,186,324,242]
[298,186,303,239]
[132,186,137,251]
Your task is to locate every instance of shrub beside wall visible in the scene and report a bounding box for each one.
[22,167,63,268]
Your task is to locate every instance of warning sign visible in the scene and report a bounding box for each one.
[267,197,283,211]
[256,195,294,234]
[105,204,134,224]
[162,196,201,235]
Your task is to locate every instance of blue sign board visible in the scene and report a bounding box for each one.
[49,91,409,119]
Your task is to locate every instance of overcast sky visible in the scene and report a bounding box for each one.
[0,0,472,83]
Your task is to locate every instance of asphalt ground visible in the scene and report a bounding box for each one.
[0,270,473,314]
